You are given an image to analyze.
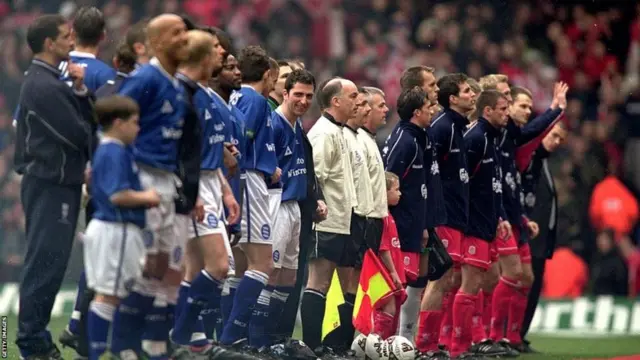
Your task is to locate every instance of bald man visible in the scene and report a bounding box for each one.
[107,14,190,359]
[301,78,359,355]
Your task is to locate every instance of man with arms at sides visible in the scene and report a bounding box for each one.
[414,74,476,358]
[126,20,151,66]
[396,66,446,342]
[109,14,189,359]
[221,45,281,348]
[519,122,568,353]
[14,14,93,360]
[268,60,294,108]
[301,77,358,357]
[256,69,319,356]
[322,87,372,352]
[58,7,118,356]
[382,86,438,344]
[479,77,566,352]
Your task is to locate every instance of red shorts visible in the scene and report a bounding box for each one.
[519,243,531,264]
[402,251,419,282]
[495,227,520,256]
[435,226,463,265]
[461,235,491,270]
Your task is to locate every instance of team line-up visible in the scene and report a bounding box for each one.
[12,8,569,360]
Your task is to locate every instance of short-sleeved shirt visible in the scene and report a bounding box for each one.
[379,214,406,284]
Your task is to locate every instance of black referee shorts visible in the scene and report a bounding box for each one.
[355,217,383,268]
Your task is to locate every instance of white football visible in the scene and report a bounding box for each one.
[389,336,417,360]
[351,333,367,359]
[365,333,391,360]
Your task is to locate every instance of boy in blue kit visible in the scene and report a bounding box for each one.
[83,95,161,360]
[450,90,512,359]
[222,45,281,347]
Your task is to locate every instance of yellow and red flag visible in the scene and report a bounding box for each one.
[352,249,399,335]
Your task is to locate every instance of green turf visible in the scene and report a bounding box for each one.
[2,315,639,359]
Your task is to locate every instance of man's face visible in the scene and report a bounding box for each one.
[452,82,476,112]
[218,54,242,91]
[510,94,533,126]
[488,97,510,127]
[417,100,440,127]
[367,93,389,129]
[353,93,371,127]
[210,35,225,75]
[421,71,439,105]
[264,67,279,95]
[542,124,568,152]
[161,19,188,63]
[284,82,314,117]
[496,82,512,103]
[274,65,292,98]
[339,81,359,121]
[51,24,73,61]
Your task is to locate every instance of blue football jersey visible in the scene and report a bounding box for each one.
[91,139,145,228]
[59,51,116,92]
[272,109,307,202]
[195,86,226,171]
[229,85,277,176]
[118,58,186,172]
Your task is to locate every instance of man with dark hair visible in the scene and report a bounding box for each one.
[400,66,438,103]
[415,73,478,358]
[221,45,281,347]
[265,57,280,108]
[61,6,115,91]
[302,77,358,356]
[95,43,137,98]
[254,69,320,354]
[14,14,94,360]
[383,88,439,351]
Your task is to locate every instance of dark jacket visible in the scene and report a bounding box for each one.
[14,59,94,185]
[383,121,427,253]
[424,130,447,228]
[299,126,325,238]
[174,74,203,214]
[522,146,557,258]
[95,71,128,98]
[464,117,505,241]
[430,108,470,232]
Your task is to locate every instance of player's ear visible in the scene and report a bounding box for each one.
[262,69,270,82]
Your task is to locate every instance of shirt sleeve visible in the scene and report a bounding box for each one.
[379,217,391,252]
[309,132,336,188]
[118,73,151,110]
[465,134,484,177]
[517,108,563,146]
[241,96,266,140]
[430,122,452,163]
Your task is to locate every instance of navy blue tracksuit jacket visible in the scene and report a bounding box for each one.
[464,117,506,241]
[430,108,470,232]
[424,130,447,228]
[383,120,428,253]
[499,108,563,243]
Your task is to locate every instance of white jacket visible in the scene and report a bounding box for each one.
[308,115,356,234]
[344,126,374,217]
[358,128,388,218]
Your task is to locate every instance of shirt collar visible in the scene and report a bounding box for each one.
[359,126,375,137]
[69,50,96,59]
[150,57,180,88]
[31,59,61,76]
[477,117,501,137]
[176,72,198,90]
[116,71,129,78]
[275,107,297,131]
[323,112,343,127]
[100,136,125,146]
[445,108,469,129]
[344,123,358,134]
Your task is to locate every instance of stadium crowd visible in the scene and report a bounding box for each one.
[2,1,640,360]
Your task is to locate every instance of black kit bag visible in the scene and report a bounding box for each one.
[426,227,453,281]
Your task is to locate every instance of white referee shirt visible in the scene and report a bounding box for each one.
[358,128,388,219]
[343,125,374,217]
[308,115,357,234]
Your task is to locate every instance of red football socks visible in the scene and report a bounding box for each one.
[490,276,520,341]
[450,292,477,357]
[506,287,529,345]
[415,310,443,353]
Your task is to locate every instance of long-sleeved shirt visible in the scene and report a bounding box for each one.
[343,124,374,217]
[382,121,427,253]
[464,117,505,241]
[499,109,563,231]
[307,113,356,234]
[424,130,447,228]
[430,108,470,232]
[358,127,388,219]
[14,59,93,185]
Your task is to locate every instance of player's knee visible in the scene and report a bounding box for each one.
[451,269,462,289]
[205,257,230,281]
[460,265,484,294]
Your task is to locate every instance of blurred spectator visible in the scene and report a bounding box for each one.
[543,246,588,299]
[589,174,639,241]
[589,229,628,296]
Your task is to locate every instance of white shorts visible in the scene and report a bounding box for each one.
[138,165,178,254]
[189,171,225,238]
[83,219,146,298]
[272,200,301,270]
[239,171,279,244]
[170,214,190,271]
